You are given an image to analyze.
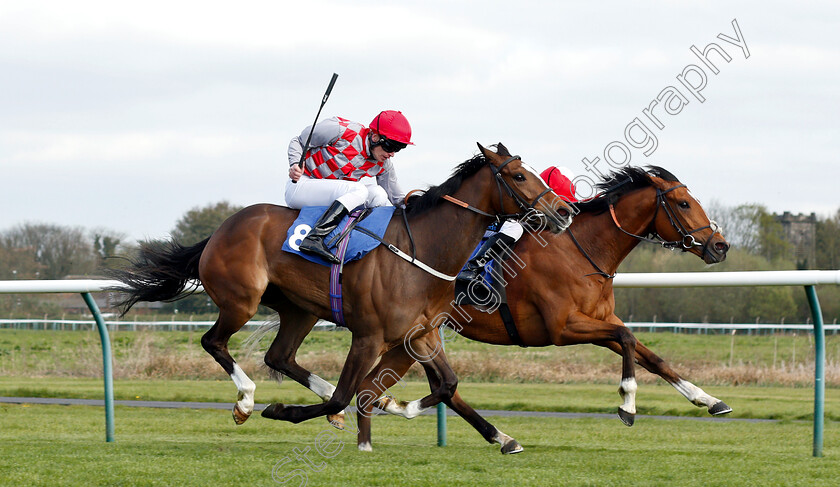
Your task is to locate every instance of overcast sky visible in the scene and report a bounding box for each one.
[2,1,838,242]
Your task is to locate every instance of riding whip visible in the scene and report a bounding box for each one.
[293,73,339,183]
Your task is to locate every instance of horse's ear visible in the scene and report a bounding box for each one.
[496,142,511,157]
[645,172,669,190]
[477,142,495,160]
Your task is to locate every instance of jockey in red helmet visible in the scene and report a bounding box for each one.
[285,110,413,264]
[540,166,578,203]
[457,166,577,282]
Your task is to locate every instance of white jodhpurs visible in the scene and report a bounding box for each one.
[285,176,391,210]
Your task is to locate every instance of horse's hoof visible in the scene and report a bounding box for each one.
[232,404,251,425]
[618,408,635,427]
[358,441,373,452]
[709,401,733,416]
[501,439,524,454]
[261,403,286,420]
[327,413,346,430]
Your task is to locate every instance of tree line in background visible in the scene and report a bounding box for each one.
[1,201,839,323]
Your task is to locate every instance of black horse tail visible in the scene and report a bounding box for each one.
[106,237,210,315]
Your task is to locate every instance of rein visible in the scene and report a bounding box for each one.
[387,155,557,280]
[442,155,554,224]
[351,225,457,281]
[567,229,615,279]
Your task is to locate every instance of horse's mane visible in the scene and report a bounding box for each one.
[402,152,489,216]
[574,165,680,214]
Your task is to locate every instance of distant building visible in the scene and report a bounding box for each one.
[774,211,817,269]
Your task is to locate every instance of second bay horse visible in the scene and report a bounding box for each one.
[354,165,731,452]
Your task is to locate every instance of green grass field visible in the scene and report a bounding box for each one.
[2,328,839,485]
[1,402,838,486]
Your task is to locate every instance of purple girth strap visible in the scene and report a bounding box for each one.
[329,209,363,326]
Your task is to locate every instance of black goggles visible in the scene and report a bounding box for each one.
[379,137,408,153]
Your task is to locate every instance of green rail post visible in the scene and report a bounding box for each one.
[437,327,447,447]
[804,285,825,457]
[82,292,115,443]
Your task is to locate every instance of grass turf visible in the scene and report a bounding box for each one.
[1,402,838,486]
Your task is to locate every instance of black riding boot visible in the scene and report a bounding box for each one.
[456,232,517,282]
[299,201,349,264]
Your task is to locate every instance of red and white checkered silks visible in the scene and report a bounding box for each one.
[302,118,385,181]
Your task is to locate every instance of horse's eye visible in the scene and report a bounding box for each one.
[678,201,690,209]
[513,174,526,182]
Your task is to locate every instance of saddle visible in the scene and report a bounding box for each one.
[282,206,395,266]
[283,206,395,327]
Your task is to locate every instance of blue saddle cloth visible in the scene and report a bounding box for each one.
[282,206,395,266]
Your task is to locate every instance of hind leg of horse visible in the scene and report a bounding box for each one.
[201,308,259,425]
[262,304,346,428]
[262,334,382,424]
[602,339,732,416]
[560,316,638,426]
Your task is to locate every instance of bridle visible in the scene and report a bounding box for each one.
[569,182,722,279]
[609,184,720,252]
[388,155,568,280]
[442,155,562,225]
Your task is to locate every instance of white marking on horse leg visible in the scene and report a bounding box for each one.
[492,429,514,446]
[308,374,345,424]
[308,373,336,401]
[357,441,372,452]
[492,429,524,454]
[377,395,408,417]
[230,363,256,415]
[618,377,638,415]
[672,379,719,409]
[375,395,430,419]
[404,399,430,419]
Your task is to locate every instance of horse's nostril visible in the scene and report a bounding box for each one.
[714,242,728,253]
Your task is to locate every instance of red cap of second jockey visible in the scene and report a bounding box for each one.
[370,110,414,145]
[540,166,578,202]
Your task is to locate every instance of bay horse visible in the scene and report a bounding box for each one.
[261,165,731,453]
[109,143,573,426]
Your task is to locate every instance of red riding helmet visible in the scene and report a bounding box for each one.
[370,110,414,145]
[540,166,578,202]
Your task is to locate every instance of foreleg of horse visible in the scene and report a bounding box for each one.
[201,310,257,425]
[358,335,523,454]
[561,318,638,426]
[262,306,346,428]
[411,336,522,453]
[352,333,523,454]
[394,337,459,416]
[446,390,523,454]
[262,334,381,424]
[601,339,732,416]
